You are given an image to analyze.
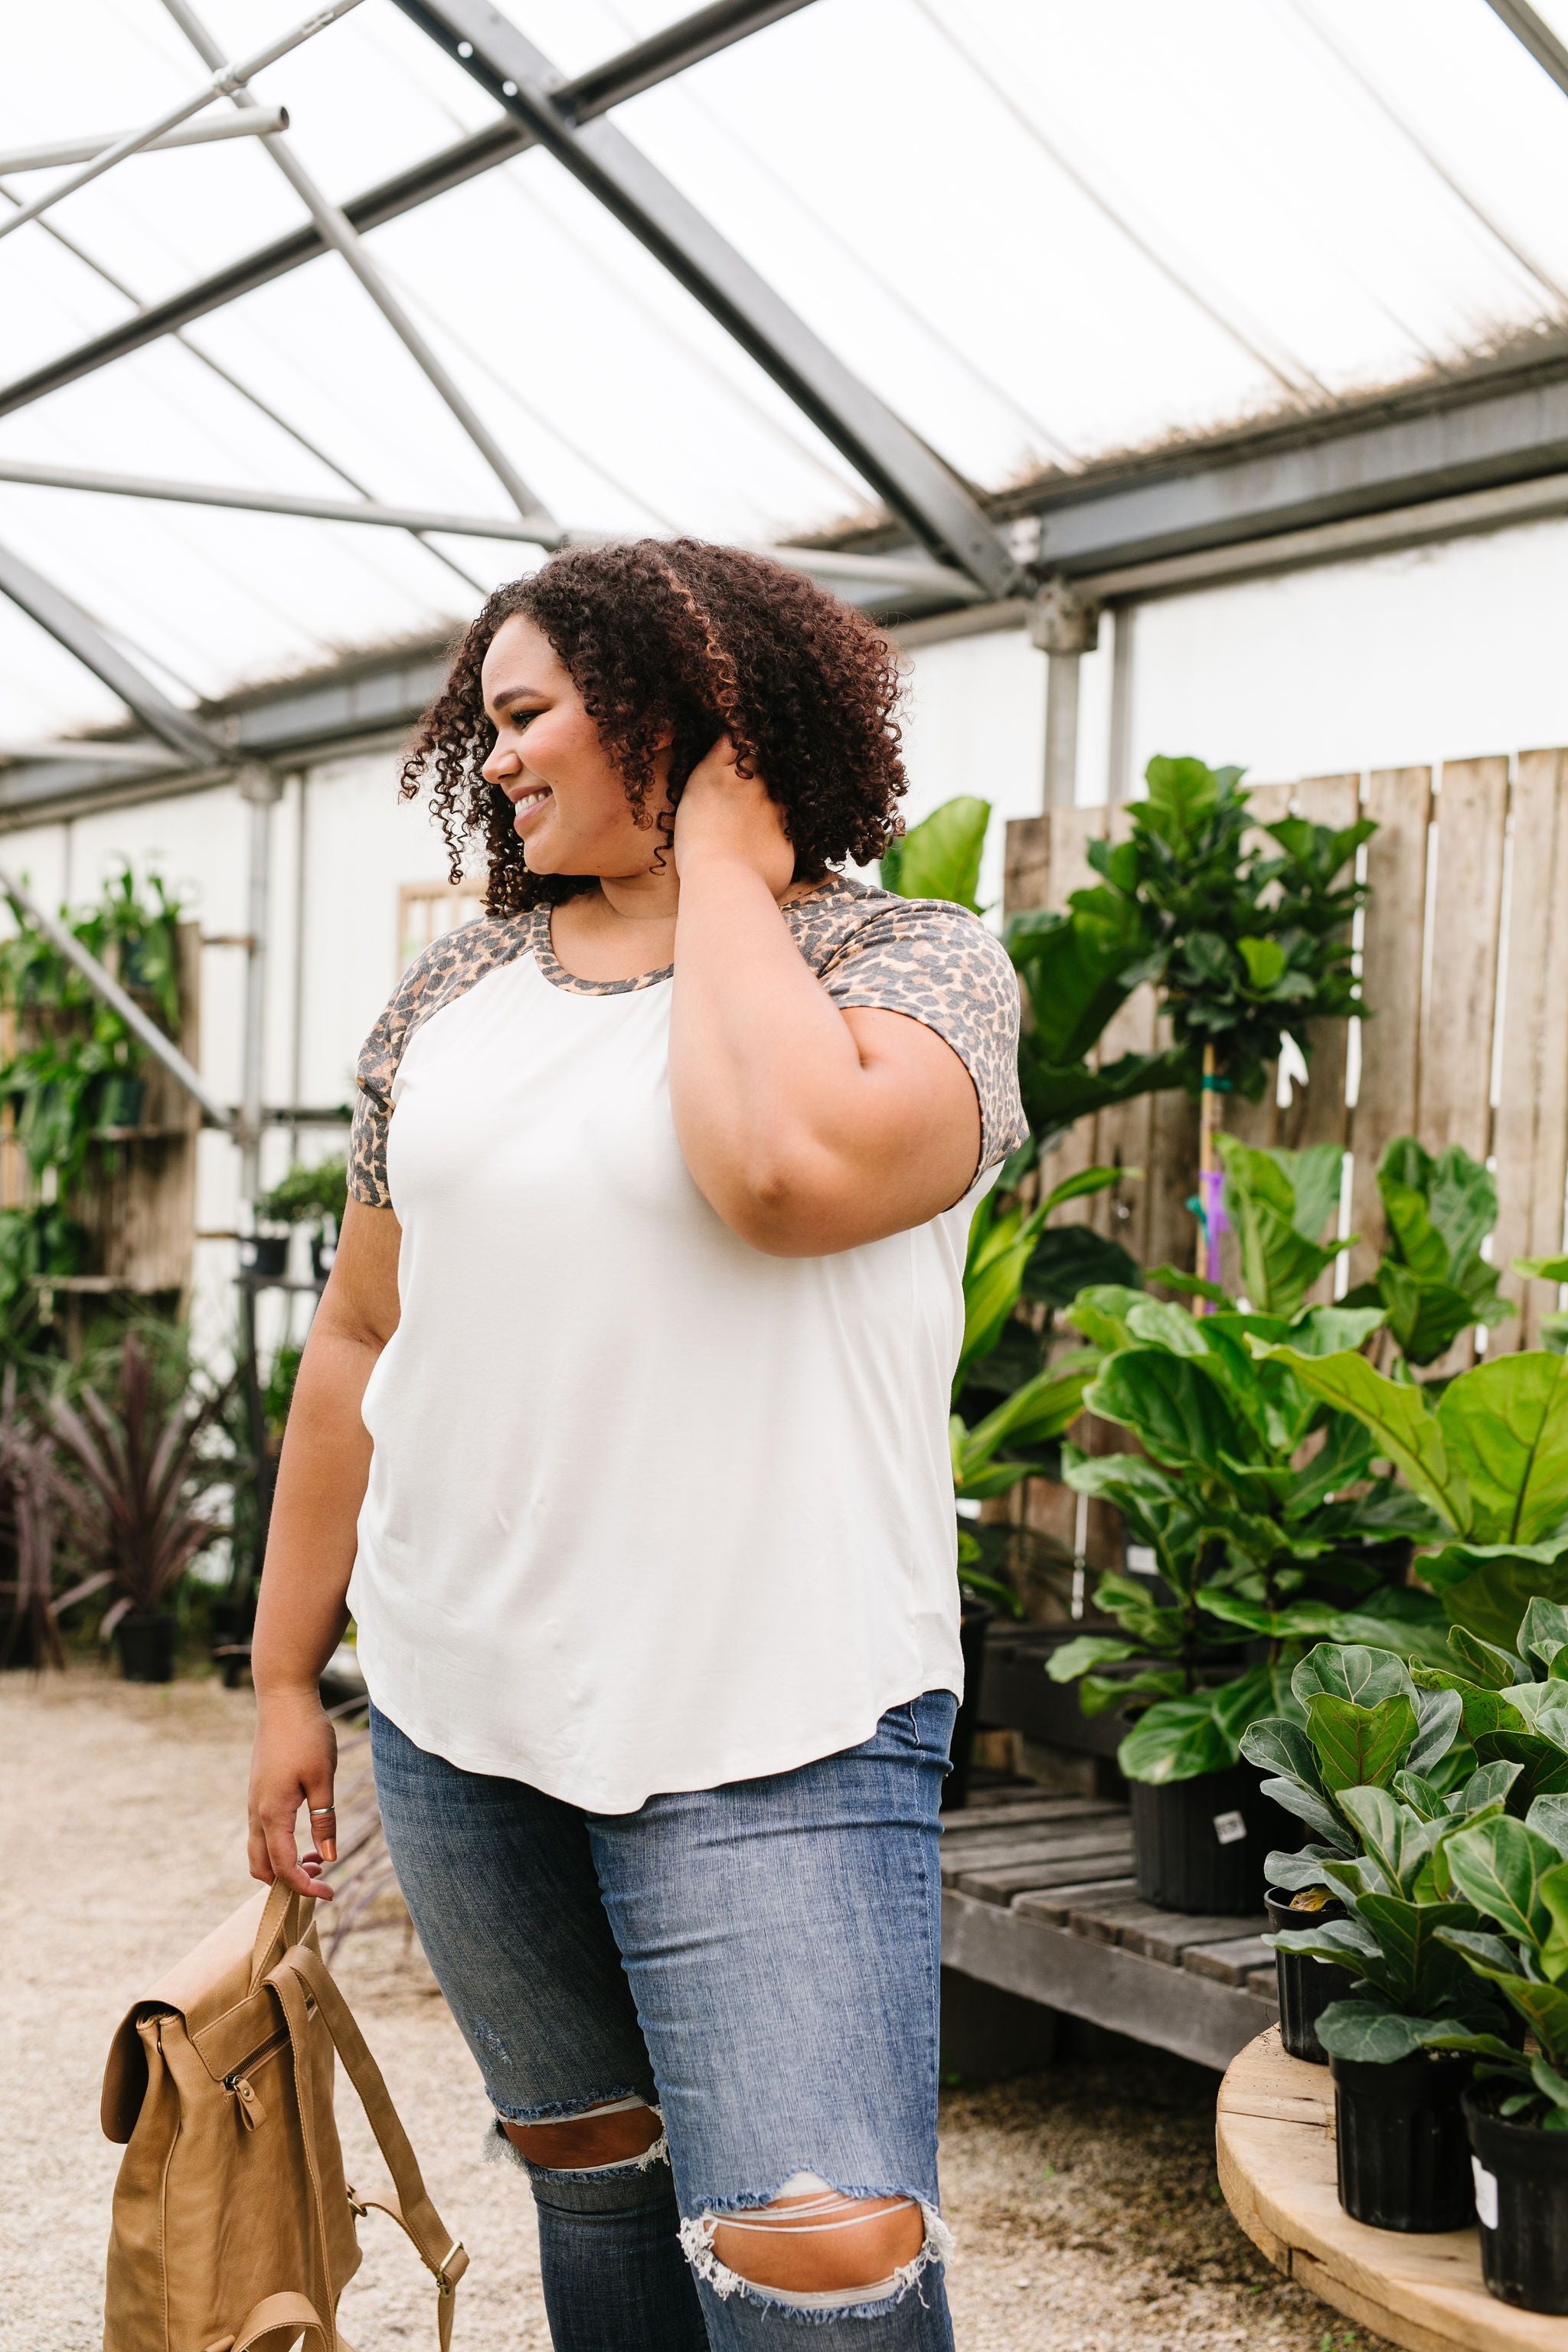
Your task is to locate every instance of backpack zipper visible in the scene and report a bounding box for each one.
[224,2024,290,2129]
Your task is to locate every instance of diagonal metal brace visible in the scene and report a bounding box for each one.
[392,0,1025,599]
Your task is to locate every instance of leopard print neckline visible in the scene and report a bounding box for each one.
[531,874,859,997]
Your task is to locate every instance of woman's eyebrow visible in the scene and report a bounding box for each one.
[486,682,547,715]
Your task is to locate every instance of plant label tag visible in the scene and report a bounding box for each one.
[1472,2158,1498,2231]
[1213,1810,1247,1845]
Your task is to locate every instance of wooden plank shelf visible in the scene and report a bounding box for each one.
[1217,2027,1566,2350]
[939,1788,1280,2070]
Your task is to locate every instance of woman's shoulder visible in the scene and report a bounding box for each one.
[786,872,1015,982]
[358,910,540,1092]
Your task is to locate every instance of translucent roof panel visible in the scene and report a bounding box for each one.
[4,0,1568,737]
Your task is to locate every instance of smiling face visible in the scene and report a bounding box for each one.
[479,614,671,880]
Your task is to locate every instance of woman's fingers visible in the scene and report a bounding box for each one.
[306,1788,338,1866]
[260,1795,335,1900]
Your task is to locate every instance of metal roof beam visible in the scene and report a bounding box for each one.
[0,456,983,599]
[0,537,225,767]
[0,0,816,421]
[1027,371,1568,577]
[0,109,289,175]
[1485,0,1568,102]
[391,0,1022,598]
[0,0,364,250]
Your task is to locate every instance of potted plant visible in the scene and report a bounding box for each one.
[1048,1288,1445,1910]
[1221,1132,1511,1372]
[1423,1808,1568,2310]
[1274,1779,1508,2230]
[48,1332,230,1683]
[254,1157,350,1282]
[1256,1339,1568,1653]
[1242,1642,1486,2060]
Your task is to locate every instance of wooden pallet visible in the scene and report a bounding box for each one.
[1217,2027,1566,2350]
[939,1789,1280,2070]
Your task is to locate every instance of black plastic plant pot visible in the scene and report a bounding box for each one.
[1465,2089,1568,2311]
[116,1609,178,1684]
[1265,1890,1352,2065]
[1330,2049,1474,2232]
[96,1072,147,1129]
[946,1599,994,1812]
[243,1233,289,1279]
[1129,1763,1287,1914]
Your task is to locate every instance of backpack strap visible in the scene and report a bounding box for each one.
[201,2288,347,2350]
[270,1945,468,2350]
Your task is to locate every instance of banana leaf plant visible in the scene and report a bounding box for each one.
[1254,1341,1568,1653]
[1046,1292,1446,1782]
[949,1161,1125,1612]
[1206,1132,1510,1378]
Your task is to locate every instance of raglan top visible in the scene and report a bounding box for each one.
[345,873,1027,1811]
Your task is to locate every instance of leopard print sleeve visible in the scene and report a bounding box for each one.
[348,912,538,1208]
[802,884,1028,1177]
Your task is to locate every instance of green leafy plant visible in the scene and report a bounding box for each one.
[1269,1774,1512,2063]
[255,1158,349,1236]
[1426,1808,1568,2125]
[1341,1138,1511,1367]
[1240,1642,1491,1900]
[880,795,990,913]
[1008,758,1373,1146]
[1254,1341,1568,1652]
[1407,1602,1568,1812]
[1047,1295,1445,1782]
[1215,1135,1350,1321]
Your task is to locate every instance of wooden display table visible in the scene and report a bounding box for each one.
[1217,2027,1566,2350]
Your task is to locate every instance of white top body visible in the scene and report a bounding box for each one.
[345,877,1026,1811]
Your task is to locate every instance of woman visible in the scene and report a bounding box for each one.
[248,539,1025,2350]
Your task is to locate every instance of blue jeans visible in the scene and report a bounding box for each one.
[370,1691,958,2349]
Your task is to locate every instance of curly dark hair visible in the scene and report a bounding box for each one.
[400,538,908,915]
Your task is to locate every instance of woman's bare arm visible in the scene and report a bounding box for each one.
[247,1197,400,1899]
[669,743,981,1256]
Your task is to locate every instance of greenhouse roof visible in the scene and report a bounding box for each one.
[6,0,1568,751]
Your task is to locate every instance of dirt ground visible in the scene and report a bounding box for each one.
[0,1668,1378,2352]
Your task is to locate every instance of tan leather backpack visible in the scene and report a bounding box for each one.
[101,1880,468,2351]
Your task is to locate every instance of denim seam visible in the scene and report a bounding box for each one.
[678,2193,954,2321]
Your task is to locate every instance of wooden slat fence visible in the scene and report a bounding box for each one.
[998,752,1568,1597]
[1006,752,1568,1357]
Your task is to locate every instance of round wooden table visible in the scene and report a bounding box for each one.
[1217,2027,1568,2350]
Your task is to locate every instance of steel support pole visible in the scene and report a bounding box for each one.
[237,766,284,1206]
[1106,605,1135,805]
[159,0,555,530]
[393,0,1024,598]
[1031,582,1099,812]
[0,0,823,421]
[0,1,364,247]
[0,868,233,1129]
[0,110,289,175]
[1485,0,1568,101]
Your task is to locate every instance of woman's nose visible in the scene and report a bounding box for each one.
[482,745,520,783]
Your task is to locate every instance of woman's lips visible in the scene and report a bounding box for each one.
[511,786,552,832]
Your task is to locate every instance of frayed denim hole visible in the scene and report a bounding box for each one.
[678,2192,952,2318]
[486,2084,652,2125]
[484,2113,671,2180]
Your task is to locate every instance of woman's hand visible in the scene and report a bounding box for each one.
[674,735,794,899]
[248,1687,338,1900]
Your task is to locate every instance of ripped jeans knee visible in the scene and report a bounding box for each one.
[679,2173,955,2324]
[487,2093,672,2210]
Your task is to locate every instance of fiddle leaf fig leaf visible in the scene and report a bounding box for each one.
[1305,1692,1418,1795]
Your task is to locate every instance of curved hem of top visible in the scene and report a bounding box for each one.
[360,1665,963,1814]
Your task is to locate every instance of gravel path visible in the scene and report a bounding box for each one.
[0,1668,1377,2352]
